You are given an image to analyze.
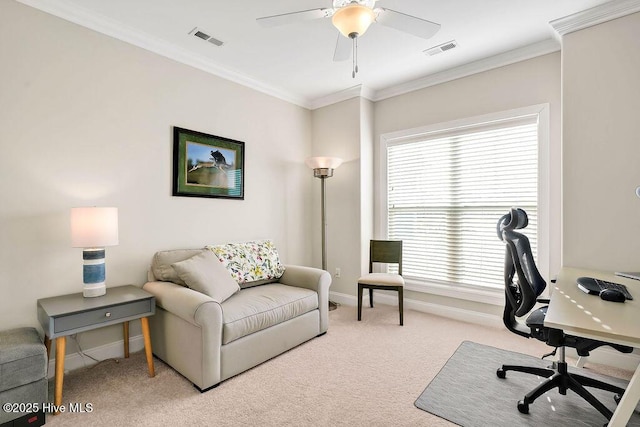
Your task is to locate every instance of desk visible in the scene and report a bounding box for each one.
[546,268,640,427]
[37,285,156,413]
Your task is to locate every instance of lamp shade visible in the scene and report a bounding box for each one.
[305,157,343,170]
[332,3,376,38]
[71,207,119,248]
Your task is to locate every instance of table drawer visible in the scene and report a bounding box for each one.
[54,300,152,334]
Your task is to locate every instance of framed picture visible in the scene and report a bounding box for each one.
[172,127,245,199]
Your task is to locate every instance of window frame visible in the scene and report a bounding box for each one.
[377,105,551,305]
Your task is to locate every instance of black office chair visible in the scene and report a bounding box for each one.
[496,207,633,422]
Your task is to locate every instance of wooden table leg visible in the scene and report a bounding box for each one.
[123,321,130,358]
[44,335,51,360]
[140,317,155,377]
[54,336,66,415]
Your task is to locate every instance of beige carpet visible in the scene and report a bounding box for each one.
[45,304,633,426]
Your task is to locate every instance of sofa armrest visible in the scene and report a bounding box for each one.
[279,265,331,334]
[142,281,224,389]
[280,265,331,292]
[142,281,223,326]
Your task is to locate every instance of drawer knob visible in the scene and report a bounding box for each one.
[105,312,111,318]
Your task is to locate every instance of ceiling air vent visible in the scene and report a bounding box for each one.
[424,40,458,56]
[188,27,224,47]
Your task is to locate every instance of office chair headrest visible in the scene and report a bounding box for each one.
[497,207,529,241]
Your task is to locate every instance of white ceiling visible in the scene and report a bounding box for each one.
[18,0,627,108]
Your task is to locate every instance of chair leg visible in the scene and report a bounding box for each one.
[527,372,564,399]
[566,374,614,420]
[499,364,555,379]
[398,287,403,326]
[357,284,363,321]
[571,372,626,396]
[369,288,374,308]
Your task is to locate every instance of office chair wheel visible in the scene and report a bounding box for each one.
[517,400,529,414]
[496,368,506,379]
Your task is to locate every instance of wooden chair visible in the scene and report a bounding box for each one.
[357,240,404,325]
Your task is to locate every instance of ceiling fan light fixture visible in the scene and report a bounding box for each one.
[331,4,375,38]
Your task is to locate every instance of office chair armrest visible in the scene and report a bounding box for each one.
[538,277,557,304]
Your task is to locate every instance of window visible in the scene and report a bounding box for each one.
[381,106,548,293]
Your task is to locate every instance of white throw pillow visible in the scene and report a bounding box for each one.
[151,248,204,285]
[172,251,240,303]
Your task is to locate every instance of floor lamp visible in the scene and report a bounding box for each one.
[306,156,343,311]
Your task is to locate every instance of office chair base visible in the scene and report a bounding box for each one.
[517,400,529,414]
[499,361,625,421]
[497,365,555,380]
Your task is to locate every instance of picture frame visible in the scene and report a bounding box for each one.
[172,126,245,200]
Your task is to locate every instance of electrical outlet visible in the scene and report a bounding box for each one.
[335,268,341,278]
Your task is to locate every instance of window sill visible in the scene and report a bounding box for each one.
[404,278,504,306]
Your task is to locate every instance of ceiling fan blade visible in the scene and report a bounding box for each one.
[256,8,331,27]
[333,33,352,62]
[375,8,441,39]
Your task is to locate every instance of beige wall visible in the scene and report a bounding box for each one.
[309,54,562,314]
[0,2,312,350]
[562,12,640,270]
[373,53,563,315]
[360,99,375,275]
[309,98,368,296]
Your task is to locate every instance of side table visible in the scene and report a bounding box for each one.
[37,285,156,413]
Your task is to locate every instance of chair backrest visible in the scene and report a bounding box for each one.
[497,208,546,337]
[369,240,402,276]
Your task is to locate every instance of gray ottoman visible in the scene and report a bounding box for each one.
[0,327,47,427]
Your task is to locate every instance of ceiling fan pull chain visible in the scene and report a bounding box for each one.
[352,37,356,78]
[355,37,359,75]
[351,36,359,79]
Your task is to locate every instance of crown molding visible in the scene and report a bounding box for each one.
[16,0,312,109]
[308,85,376,110]
[550,0,640,37]
[21,0,615,111]
[371,38,560,103]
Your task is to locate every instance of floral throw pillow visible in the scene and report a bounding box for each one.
[205,240,285,287]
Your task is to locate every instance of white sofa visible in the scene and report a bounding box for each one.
[142,242,331,391]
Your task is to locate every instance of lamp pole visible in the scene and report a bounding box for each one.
[311,164,339,271]
[317,171,330,271]
[306,157,343,311]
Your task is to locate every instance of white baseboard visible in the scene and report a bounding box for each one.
[330,290,504,328]
[47,335,145,378]
[331,290,640,372]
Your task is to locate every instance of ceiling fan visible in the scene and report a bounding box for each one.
[257,0,441,78]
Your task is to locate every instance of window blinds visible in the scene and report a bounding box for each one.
[387,116,538,289]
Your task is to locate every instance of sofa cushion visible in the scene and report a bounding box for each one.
[220,284,318,344]
[0,327,47,392]
[171,251,240,303]
[151,249,204,285]
[206,240,286,289]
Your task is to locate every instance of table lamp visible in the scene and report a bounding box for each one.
[71,207,119,297]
